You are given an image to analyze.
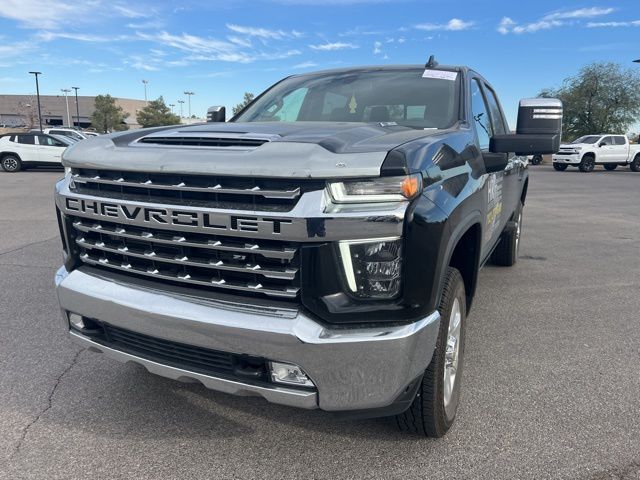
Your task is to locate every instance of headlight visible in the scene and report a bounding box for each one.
[574,146,582,151]
[327,174,422,203]
[338,238,402,299]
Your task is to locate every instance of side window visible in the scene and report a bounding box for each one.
[613,136,626,146]
[260,87,307,122]
[484,86,508,135]
[321,92,349,116]
[16,135,35,145]
[470,79,493,150]
[600,136,613,146]
[38,135,64,147]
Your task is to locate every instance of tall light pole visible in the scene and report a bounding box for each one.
[28,71,43,132]
[72,87,80,128]
[184,91,194,118]
[177,99,185,118]
[142,79,149,102]
[61,88,71,126]
[169,103,175,114]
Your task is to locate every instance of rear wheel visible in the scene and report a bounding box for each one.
[604,164,617,171]
[491,202,523,267]
[396,267,466,437]
[579,155,595,172]
[553,163,568,171]
[530,155,542,165]
[631,156,640,172]
[1,155,21,172]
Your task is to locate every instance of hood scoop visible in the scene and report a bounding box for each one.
[134,130,280,149]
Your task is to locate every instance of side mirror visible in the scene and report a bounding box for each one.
[599,142,606,147]
[483,152,509,174]
[490,98,563,155]
[207,106,226,123]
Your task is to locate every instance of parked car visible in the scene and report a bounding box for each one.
[553,134,640,172]
[43,128,88,142]
[53,61,561,437]
[0,132,73,171]
[83,131,100,137]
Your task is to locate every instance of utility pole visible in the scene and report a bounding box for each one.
[177,99,185,118]
[184,91,194,118]
[72,87,80,128]
[28,71,43,132]
[142,79,149,102]
[61,88,71,126]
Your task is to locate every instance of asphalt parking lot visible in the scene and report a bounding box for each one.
[1,165,639,480]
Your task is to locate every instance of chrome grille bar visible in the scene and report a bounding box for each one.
[76,237,297,280]
[72,220,297,260]
[71,174,301,200]
[79,252,299,298]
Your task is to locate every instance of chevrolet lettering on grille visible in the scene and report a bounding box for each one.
[64,197,294,237]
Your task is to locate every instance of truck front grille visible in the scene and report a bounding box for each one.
[69,216,300,299]
[70,169,325,212]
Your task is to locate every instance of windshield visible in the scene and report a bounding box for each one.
[572,135,600,144]
[234,69,460,129]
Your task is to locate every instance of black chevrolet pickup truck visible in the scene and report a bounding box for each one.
[54,60,562,437]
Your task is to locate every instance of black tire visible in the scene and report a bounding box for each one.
[603,164,617,171]
[396,267,466,437]
[579,155,595,173]
[631,156,640,172]
[531,155,542,165]
[553,163,568,171]
[1,155,22,172]
[491,202,523,267]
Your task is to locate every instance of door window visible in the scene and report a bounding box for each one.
[470,79,493,150]
[16,135,35,145]
[613,136,627,145]
[600,136,613,146]
[484,86,508,135]
[38,135,66,147]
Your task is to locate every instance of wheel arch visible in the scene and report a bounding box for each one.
[0,151,21,160]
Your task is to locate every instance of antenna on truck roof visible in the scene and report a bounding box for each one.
[425,55,438,69]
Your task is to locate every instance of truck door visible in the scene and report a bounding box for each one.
[598,136,616,163]
[470,78,511,256]
[612,136,629,163]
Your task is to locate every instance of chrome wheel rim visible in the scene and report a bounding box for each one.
[443,297,462,412]
[3,158,17,171]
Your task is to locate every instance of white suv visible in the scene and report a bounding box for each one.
[0,132,73,172]
[553,134,640,172]
[42,128,87,141]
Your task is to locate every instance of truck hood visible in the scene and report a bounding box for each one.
[62,122,443,178]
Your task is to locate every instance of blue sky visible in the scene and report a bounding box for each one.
[0,0,638,127]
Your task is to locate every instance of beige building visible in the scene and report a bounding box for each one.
[0,94,148,130]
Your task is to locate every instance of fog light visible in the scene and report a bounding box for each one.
[68,313,85,330]
[269,362,314,387]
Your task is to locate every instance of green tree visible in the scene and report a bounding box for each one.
[136,96,181,128]
[91,94,129,133]
[539,62,640,141]
[232,92,255,116]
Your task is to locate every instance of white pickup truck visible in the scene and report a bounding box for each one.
[552,134,640,172]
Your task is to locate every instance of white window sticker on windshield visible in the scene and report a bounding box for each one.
[422,70,458,81]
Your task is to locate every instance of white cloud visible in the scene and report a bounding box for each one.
[309,42,358,51]
[113,4,151,19]
[226,24,299,40]
[274,0,396,4]
[37,31,131,42]
[587,20,640,28]
[373,41,382,54]
[415,18,475,32]
[499,7,615,34]
[292,61,318,69]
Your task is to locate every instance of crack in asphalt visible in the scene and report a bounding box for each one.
[10,348,84,458]
[0,236,58,257]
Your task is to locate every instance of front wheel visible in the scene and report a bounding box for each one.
[604,164,617,171]
[579,156,595,172]
[530,155,542,165]
[396,267,466,437]
[553,163,568,171]
[631,156,640,172]
[1,155,22,172]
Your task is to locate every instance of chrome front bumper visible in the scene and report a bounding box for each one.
[552,155,580,164]
[55,267,440,412]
